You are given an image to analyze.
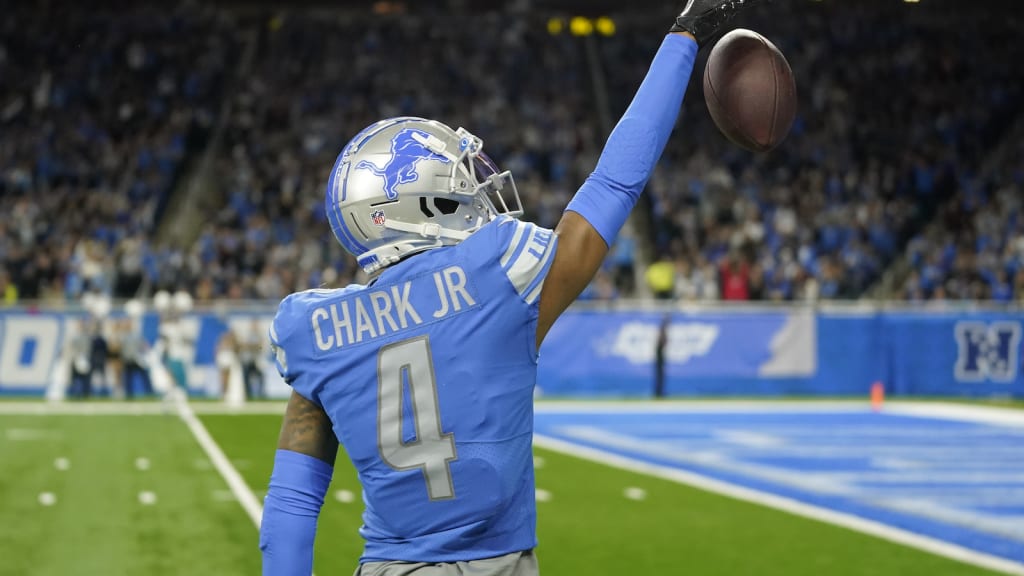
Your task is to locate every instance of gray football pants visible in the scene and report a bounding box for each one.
[355,551,538,576]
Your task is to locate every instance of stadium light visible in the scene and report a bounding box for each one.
[570,17,594,37]
[373,1,407,14]
[595,17,616,37]
[547,17,565,36]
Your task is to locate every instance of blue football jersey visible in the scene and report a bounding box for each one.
[269,215,558,563]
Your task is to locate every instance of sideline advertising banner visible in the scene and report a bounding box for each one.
[537,308,817,396]
[0,310,288,400]
[0,305,1020,399]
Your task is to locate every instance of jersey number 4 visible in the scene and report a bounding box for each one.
[377,336,457,500]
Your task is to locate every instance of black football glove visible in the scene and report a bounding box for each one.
[670,0,767,46]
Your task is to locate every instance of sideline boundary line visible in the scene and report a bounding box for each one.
[884,402,1024,428]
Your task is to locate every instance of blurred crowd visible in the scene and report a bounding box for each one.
[0,3,238,304]
[188,11,599,301]
[615,3,1024,302]
[901,149,1024,302]
[2,2,1022,305]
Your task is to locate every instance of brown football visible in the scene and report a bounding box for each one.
[703,29,797,153]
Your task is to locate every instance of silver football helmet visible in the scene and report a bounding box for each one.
[326,117,524,275]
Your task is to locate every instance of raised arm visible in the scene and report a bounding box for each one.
[536,0,763,345]
[536,30,697,345]
[260,391,338,576]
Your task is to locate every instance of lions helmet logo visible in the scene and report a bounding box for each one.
[355,128,451,201]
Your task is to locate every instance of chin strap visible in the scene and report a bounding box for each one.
[356,220,478,276]
[384,220,474,241]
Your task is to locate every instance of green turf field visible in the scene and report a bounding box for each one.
[0,407,1009,576]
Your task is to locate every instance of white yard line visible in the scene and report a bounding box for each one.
[0,403,168,415]
[534,433,1024,576]
[172,397,320,576]
[5,427,60,440]
[172,395,264,528]
[190,402,288,416]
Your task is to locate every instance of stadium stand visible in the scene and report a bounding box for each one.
[611,3,1024,301]
[900,150,1024,302]
[2,2,1022,304]
[0,4,238,303]
[182,11,600,301]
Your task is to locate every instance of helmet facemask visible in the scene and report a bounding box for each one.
[327,118,524,277]
[449,127,523,220]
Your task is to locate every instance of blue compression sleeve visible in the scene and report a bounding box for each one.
[260,449,334,576]
[565,34,698,247]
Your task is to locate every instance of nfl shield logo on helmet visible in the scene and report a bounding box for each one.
[371,210,387,227]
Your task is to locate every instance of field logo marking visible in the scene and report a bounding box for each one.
[534,433,1024,576]
[535,402,1024,576]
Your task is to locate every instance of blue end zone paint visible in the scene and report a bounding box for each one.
[0,388,47,396]
[534,409,1024,565]
[18,337,37,366]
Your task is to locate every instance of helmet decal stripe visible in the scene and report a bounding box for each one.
[335,177,370,253]
[327,151,370,254]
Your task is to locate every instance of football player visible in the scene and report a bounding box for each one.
[260,1,762,574]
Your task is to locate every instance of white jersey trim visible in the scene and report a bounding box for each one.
[499,218,528,268]
[503,222,556,301]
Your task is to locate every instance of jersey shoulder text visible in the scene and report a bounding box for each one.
[475,216,558,305]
